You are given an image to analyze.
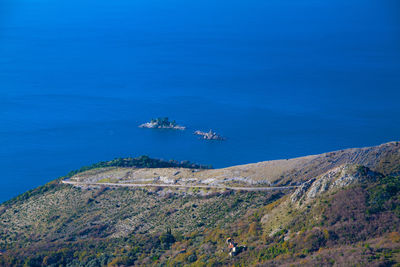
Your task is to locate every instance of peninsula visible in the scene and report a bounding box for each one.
[139,117,186,130]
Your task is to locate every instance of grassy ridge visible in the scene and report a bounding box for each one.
[1,156,211,207]
[65,155,212,178]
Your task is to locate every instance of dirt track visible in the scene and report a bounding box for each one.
[62,179,297,191]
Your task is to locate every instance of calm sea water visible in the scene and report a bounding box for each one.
[0,0,399,202]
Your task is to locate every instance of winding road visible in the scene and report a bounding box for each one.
[62,180,298,191]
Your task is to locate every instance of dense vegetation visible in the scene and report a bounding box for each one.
[0,185,284,266]
[150,117,177,127]
[367,175,400,216]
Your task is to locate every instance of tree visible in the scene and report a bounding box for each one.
[159,228,175,249]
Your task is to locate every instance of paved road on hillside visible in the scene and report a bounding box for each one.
[62,180,298,191]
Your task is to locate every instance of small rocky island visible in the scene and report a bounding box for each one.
[139,117,186,130]
[194,129,225,140]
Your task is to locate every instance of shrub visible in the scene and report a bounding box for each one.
[367,176,400,215]
[159,228,176,250]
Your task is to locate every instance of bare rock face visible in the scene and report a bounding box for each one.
[291,164,378,204]
[290,178,316,203]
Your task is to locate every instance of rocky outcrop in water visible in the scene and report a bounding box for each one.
[139,117,186,130]
[194,130,225,140]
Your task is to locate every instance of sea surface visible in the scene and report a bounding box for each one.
[0,0,400,202]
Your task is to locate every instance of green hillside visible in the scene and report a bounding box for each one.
[0,143,400,266]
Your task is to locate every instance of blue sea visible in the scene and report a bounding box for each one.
[0,0,399,202]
